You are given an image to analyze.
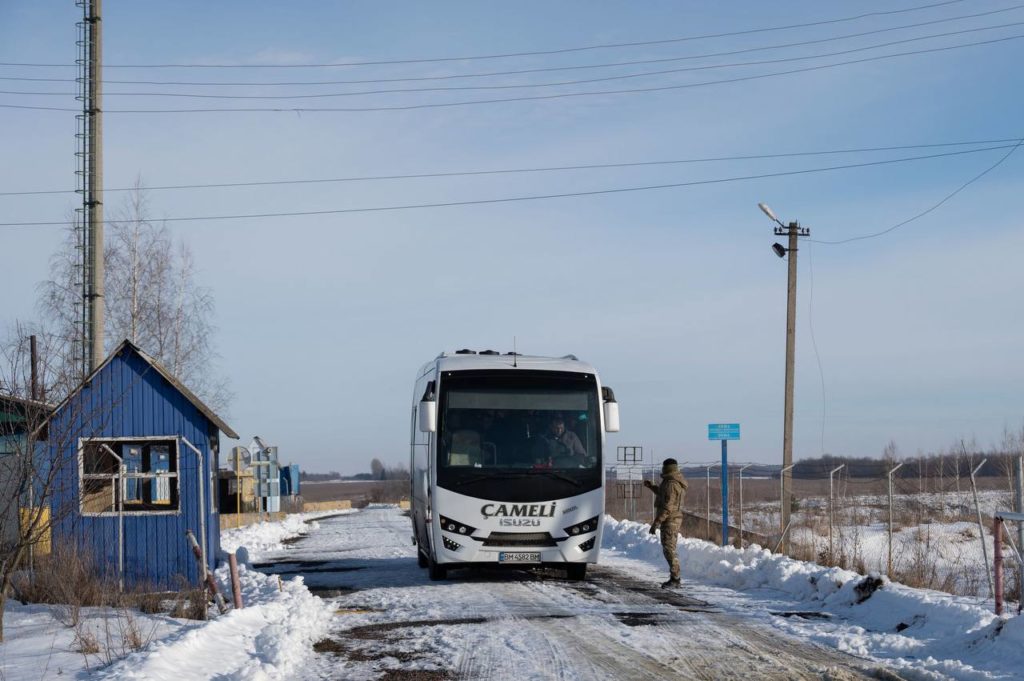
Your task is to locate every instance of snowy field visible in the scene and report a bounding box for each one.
[727,488,1017,597]
[2,505,1024,679]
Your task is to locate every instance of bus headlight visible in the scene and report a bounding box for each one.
[564,516,600,536]
[578,537,596,552]
[438,515,477,536]
[443,536,463,552]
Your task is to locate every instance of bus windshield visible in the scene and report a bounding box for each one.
[437,371,600,473]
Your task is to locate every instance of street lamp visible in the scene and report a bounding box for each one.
[758,202,780,223]
[758,203,809,554]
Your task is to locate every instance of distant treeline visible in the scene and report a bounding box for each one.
[786,451,1021,480]
[300,459,410,482]
[673,450,1022,481]
[678,464,776,479]
[300,471,344,482]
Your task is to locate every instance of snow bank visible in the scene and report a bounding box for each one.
[603,516,1024,679]
[95,562,332,681]
[220,509,354,561]
[603,516,862,602]
[93,512,350,680]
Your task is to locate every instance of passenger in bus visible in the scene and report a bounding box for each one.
[532,415,586,466]
[644,458,688,588]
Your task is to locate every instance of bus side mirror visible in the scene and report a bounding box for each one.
[603,401,620,432]
[418,400,436,433]
[602,386,619,432]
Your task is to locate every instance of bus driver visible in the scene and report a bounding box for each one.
[534,416,586,465]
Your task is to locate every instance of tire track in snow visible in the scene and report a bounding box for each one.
[452,577,580,680]
[274,507,891,680]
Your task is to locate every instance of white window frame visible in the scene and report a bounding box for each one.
[78,437,182,517]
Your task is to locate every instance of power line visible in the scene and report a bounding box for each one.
[806,239,828,459]
[1,143,1015,228]
[5,33,1020,113]
[0,0,969,69]
[10,21,1024,101]
[5,5,1020,87]
[812,138,1024,244]
[1,139,1020,198]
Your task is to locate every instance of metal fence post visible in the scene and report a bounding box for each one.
[1016,455,1024,612]
[829,464,845,564]
[887,462,905,576]
[738,463,753,548]
[705,465,712,541]
[994,516,1004,616]
[970,458,992,598]
[777,463,795,554]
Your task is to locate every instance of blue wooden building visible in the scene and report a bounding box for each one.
[42,340,237,589]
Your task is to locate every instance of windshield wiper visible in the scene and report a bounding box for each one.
[458,470,582,487]
[459,471,534,486]
[528,469,582,487]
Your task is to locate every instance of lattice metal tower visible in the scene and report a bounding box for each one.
[74,0,104,377]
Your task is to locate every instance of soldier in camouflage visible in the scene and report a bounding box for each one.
[643,458,688,588]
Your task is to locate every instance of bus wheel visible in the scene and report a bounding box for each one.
[417,548,428,568]
[566,563,587,581]
[428,557,447,581]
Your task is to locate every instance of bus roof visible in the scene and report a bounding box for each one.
[421,351,598,377]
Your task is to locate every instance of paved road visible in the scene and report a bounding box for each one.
[257,507,894,680]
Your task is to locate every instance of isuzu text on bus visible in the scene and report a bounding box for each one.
[410,349,619,580]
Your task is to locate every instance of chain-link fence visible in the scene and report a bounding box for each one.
[605,453,1024,601]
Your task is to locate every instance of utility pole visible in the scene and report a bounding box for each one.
[759,203,809,554]
[78,0,105,375]
[30,335,39,402]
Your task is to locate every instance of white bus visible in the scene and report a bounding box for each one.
[410,349,619,581]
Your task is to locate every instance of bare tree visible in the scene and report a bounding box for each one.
[882,439,900,468]
[38,179,230,412]
[0,330,90,641]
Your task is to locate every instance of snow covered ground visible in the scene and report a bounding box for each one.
[273,508,1024,680]
[0,511,349,681]
[605,517,1024,680]
[726,487,1016,598]
[2,505,1023,679]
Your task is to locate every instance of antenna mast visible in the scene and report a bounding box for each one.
[76,0,105,376]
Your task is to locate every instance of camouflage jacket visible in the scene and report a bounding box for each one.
[648,469,688,527]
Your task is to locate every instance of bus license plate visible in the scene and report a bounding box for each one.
[499,552,540,563]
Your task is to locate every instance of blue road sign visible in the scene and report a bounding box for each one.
[708,423,740,546]
[708,423,740,440]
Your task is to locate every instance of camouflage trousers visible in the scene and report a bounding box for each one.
[660,517,682,579]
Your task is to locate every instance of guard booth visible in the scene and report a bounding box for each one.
[39,340,237,589]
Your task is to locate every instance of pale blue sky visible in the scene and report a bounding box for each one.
[2,1,1022,474]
